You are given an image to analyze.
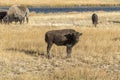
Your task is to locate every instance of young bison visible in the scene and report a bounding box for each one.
[92,13,98,27]
[45,29,82,58]
[0,11,7,23]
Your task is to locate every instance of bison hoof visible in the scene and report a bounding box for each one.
[47,55,51,59]
[66,55,71,58]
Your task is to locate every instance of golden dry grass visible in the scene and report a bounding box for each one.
[0,0,120,7]
[0,11,120,80]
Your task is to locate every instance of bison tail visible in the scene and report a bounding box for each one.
[45,33,48,42]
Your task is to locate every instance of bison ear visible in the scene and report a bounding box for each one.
[72,32,82,36]
[79,33,83,36]
[74,32,83,36]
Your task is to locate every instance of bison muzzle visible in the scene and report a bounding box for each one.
[45,29,82,59]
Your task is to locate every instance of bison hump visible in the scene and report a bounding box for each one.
[18,6,26,12]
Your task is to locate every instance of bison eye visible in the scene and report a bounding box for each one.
[4,17,8,19]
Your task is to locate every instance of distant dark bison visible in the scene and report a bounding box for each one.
[45,29,82,58]
[92,13,98,27]
[0,11,7,23]
[3,5,29,24]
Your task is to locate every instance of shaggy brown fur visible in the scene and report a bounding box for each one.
[45,29,82,58]
[0,11,7,23]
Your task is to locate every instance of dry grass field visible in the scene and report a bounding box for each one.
[0,11,120,80]
[0,0,120,7]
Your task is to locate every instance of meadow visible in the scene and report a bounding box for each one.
[0,0,120,7]
[0,11,120,80]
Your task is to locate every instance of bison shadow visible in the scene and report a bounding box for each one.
[112,37,120,41]
[5,48,46,57]
[108,20,120,24]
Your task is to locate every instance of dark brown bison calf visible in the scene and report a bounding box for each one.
[0,11,7,23]
[92,13,98,27]
[45,29,82,58]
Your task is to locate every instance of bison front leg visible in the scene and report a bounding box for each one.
[0,20,2,23]
[95,23,97,27]
[26,17,29,23]
[19,20,22,24]
[23,17,25,23]
[66,45,72,58]
[47,43,53,59]
[19,17,23,24]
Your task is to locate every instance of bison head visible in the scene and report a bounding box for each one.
[72,32,82,42]
[3,15,16,24]
[3,15,9,24]
[65,32,82,44]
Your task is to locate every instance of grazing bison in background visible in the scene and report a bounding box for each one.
[45,29,82,58]
[3,5,29,24]
[0,11,7,23]
[92,13,98,27]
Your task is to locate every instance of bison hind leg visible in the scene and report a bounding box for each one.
[66,45,72,58]
[26,16,29,23]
